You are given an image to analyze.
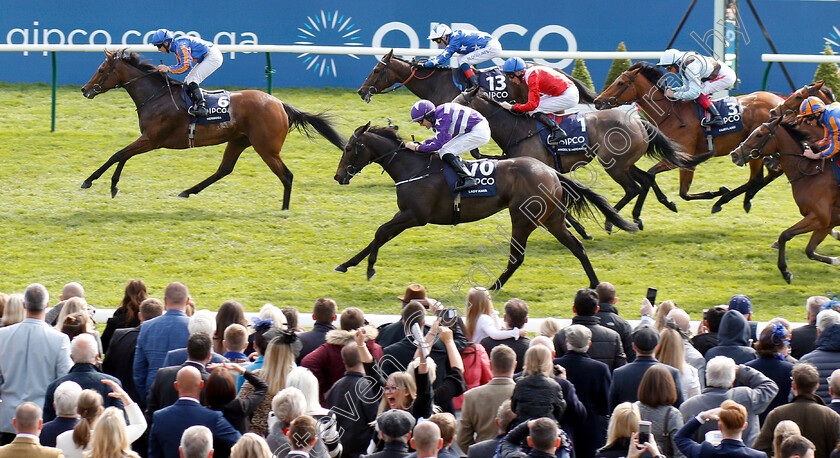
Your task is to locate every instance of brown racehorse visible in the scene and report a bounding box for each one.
[357,49,531,105]
[333,123,638,290]
[80,50,346,210]
[594,62,783,214]
[731,116,840,283]
[454,88,697,232]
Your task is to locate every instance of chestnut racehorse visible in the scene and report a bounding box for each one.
[731,116,840,283]
[594,62,783,214]
[80,50,346,210]
[333,123,638,290]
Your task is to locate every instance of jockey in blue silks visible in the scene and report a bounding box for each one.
[799,96,840,187]
[150,29,223,117]
[424,24,502,90]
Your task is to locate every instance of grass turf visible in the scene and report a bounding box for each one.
[0,81,836,322]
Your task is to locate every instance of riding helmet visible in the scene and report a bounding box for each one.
[502,57,526,73]
[410,100,436,123]
[427,24,451,40]
[150,29,174,46]
[798,96,826,119]
[657,48,682,66]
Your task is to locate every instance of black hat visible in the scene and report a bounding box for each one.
[633,325,660,353]
[377,409,415,439]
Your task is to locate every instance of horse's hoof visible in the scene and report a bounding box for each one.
[110,188,119,198]
[783,271,793,284]
[719,186,731,194]
[604,221,614,235]
[744,201,752,213]
[80,181,92,189]
[334,265,347,273]
[634,219,645,231]
[177,191,190,198]
[583,233,594,240]
[832,257,840,266]
[366,269,376,280]
[665,201,678,213]
[771,240,779,250]
[711,205,722,214]
[832,229,840,241]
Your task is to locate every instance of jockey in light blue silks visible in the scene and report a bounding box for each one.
[424,24,502,90]
[150,28,223,117]
[404,99,491,191]
[657,48,736,127]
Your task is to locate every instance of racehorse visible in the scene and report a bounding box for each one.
[357,49,533,105]
[594,62,783,214]
[731,115,840,283]
[454,88,697,232]
[80,50,346,210]
[333,123,638,290]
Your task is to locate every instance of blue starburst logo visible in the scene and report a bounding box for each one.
[295,10,362,77]
[824,26,840,48]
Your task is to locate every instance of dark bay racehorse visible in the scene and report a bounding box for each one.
[594,62,783,214]
[80,50,346,210]
[333,123,638,290]
[455,88,697,232]
[357,49,531,105]
[731,116,840,283]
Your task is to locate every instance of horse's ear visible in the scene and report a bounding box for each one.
[385,49,394,60]
[354,122,371,137]
[104,49,112,58]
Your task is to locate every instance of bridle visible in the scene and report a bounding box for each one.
[363,56,436,97]
[600,71,643,107]
[90,52,179,110]
[734,115,783,161]
[339,132,402,178]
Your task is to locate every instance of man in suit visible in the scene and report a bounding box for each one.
[160,310,226,368]
[380,302,468,388]
[595,282,635,362]
[480,299,531,373]
[43,334,124,421]
[325,343,379,458]
[103,298,164,404]
[146,333,213,424]
[467,400,515,458]
[377,285,437,349]
[674,400,766,458]
[555,324,611,458]
[179,426,213,458]
[40,381,81,447]
[134,282,192,403]
[608,325,684,409]
[0,283,72,445]
[0,402,63,458]
[828,369,840,416]
[149,366,240,458]
[296,298,337,365]
[362,409,415,458]
[792,297,829,360]
[553,288,626,371]
[457,345,516,452]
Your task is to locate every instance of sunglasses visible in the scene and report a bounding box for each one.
[432,38,443,43]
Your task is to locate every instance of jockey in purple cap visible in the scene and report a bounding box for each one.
[150,28,223,117]
[404,99,490,191]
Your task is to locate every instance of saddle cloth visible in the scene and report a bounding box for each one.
[443,159,498,197]
[539,112,591,156]
[452,67,516,102]
[695,96,744,136]
[182,88,232,124]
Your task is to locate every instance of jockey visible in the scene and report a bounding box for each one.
[150,28,223,117]
[657,48,736,127]
[404,99,490,191]
[498,56,576,145]
[423,24,502,90]
[799,96,840,185]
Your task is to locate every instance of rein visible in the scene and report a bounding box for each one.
[605,70,684,126]
[342,132,435,184]
[367,57,438,96]
[734,116,823,183]
[92,55,181,111]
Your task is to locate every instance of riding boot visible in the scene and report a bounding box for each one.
[460,63,479,90]
[187,82,209,117]
[534,112,567,145]
[701,103,725,127]
[442,153,479,191]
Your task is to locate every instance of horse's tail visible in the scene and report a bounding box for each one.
[282,103,347,150]
[642,119,704,168]
[560,70,598,104]
[556,172,639,233]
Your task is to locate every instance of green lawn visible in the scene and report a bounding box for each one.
[0,82,835,322]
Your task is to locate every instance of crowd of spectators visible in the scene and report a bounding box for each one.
[0,279,838,458]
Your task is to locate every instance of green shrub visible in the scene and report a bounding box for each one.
[603,42,633,92]
[572,58,596,92]
[814,44,840,96]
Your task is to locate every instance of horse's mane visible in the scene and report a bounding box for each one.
[628,62,668,89]
[821,85,836,102]
[368,126,403,143]
[119,51,183,86]
[779,121,809,145]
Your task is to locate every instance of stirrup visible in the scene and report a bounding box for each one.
[547,128,567,145]
[189,104,209,117]
[701,115,724,127]
[453,177,479,191]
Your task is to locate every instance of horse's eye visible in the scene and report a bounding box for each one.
[757,134,763,138]
[373,69,380,74]
[617,82,624,86]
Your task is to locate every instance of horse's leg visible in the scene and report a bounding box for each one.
[257,154,294,211]
[603,169,642,234]
[644,161,679,212]
[179,138,250,199]
[109,161,127,198]
[566,216,593,240]
[680,167,731,200]
[742,167,783,213]
[544,210,599,288]
[777,215,822,283]
[710,171,762,214]
[804,228,839,266]
[81,137,154,190]
[335,211,420,279]
[491,216,537,291]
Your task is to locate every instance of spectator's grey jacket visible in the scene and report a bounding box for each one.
[678,364,778,447]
